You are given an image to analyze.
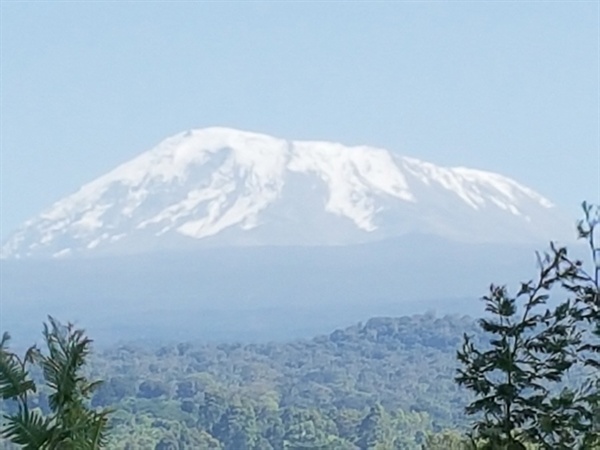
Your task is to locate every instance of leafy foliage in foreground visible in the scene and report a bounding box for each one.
[0,317,111,449]
[457,202,600,450]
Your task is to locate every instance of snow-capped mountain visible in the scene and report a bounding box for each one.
[1,127,573,259]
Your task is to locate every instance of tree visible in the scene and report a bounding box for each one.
[456,202,600,449]
[0,317,111,449]
[282,408,337,449]
[356,404,392,450]
[212,401,259,450]
[422,429,473,450]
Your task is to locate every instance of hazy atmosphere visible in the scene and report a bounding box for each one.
[2,3,600,449]
[1,1,598,241]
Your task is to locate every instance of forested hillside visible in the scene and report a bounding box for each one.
[1,313,482,449]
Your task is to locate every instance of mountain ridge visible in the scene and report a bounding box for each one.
[1,127,573,259]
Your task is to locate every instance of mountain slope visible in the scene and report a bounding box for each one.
[1,127,572,258]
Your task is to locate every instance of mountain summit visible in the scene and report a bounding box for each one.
[2,127,572,258]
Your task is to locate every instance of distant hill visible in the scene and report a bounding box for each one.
[1,235,574,348]
[2,313,482,449]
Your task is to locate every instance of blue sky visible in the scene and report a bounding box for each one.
[1,1,598,241]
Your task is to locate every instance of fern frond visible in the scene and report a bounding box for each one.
[40,317,93,414]
[0,332,10,350]
[1,317,110,449]
[0,404,51,449]
[0,349,36,400]
[87,409,112,449]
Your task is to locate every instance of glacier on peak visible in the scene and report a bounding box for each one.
[1,127,572,259]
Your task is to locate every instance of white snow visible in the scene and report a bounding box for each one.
[288,142,414,230]
[0,127,566,258]
[72,205,110,232]
[135,130,287,238]
[52,248,72,258]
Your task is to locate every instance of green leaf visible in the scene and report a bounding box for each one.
[0,405,51,449]
[0,349,36,400]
